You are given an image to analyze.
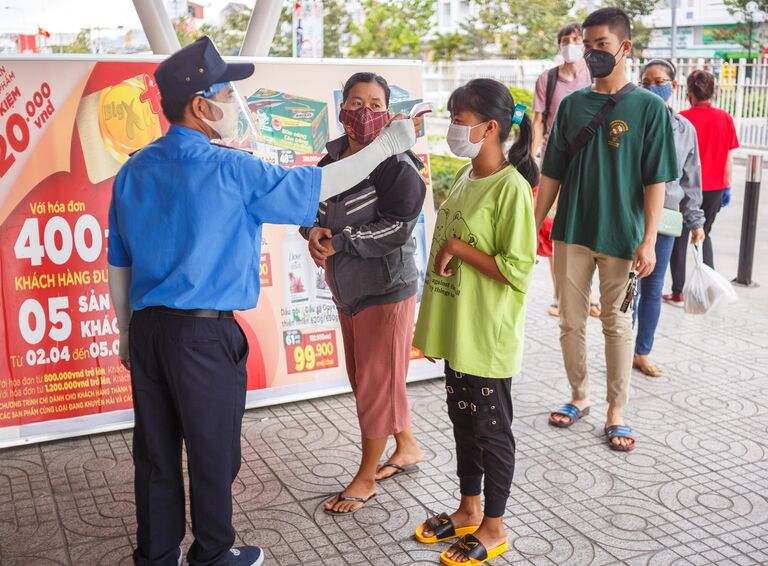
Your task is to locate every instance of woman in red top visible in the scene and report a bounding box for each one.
[664,70,739,304]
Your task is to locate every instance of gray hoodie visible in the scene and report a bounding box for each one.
[300,136,427,316]
[667,108,705,229]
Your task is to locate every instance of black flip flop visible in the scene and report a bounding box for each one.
[375,463,420,482]
[323,492,377,515]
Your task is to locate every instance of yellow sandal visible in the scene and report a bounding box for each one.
[440,534,509,566]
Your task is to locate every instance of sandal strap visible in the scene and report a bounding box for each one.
[605,425,634,439]
[425,512,455,539]
[379,463,405,473]
[450,534,488,561]
[552,403,580,421]
[337,492,375,504]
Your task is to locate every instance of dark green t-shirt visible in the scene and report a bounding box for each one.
[541,86,679,260]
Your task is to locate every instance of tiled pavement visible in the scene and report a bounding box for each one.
[2,166,768,565]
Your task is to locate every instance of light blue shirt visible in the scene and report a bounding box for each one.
[108,125,322,311]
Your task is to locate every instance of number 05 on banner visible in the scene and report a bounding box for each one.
[283,329,339,374]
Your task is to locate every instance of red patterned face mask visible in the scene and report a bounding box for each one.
[339,106,391,144]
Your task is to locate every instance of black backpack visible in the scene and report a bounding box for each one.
[541,67,560,138]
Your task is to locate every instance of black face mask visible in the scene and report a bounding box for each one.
[584,44,625,79]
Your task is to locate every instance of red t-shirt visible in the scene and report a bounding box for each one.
[680,103,739,191]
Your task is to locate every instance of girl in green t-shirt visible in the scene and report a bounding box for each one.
[413,79,538,566]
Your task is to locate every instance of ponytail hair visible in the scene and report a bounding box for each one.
[447,78,540,187]
[508,112,539,188]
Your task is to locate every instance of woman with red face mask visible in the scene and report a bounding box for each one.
[299,72,428,514]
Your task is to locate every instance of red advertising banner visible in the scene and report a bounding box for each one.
[0,57,438,447]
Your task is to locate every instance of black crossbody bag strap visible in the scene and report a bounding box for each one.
[541,67,560,138]
[567,82,637,160]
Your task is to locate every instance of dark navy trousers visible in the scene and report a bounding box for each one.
[129,308,248,566]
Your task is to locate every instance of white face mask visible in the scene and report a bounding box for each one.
[201,98,240,140]
[561,43,583,64]
[446,122,487,158]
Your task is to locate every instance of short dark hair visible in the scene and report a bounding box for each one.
[642,58,677,81]
[687,70,715,101]
[557,23,582,44]
[342,72,391,107]
[582,7,631,41]
[161,95,194,123]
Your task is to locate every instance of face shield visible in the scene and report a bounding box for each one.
[197,82,259,145]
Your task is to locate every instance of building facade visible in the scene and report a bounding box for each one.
[642,0,766,59]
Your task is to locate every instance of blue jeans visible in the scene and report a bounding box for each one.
[634,235,675,355]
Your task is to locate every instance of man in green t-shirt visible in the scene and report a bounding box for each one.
[536,7,678,452]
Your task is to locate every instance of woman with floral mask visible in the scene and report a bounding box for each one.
[299,72,427,515]
[412,79,537,566]
[633,60,705,377]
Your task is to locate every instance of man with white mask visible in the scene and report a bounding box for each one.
[108,36,421,566]
[531,23,592,161]
[531,23,595,318]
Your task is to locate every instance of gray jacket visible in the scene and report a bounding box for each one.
[667,109,705,229]
[300,136,427,316]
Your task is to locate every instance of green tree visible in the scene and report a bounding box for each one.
[722,0,768,53]
[61,29,91,53]
[173,16,198,47]
[604,0,661,53]
[269,1,352,58]
[348,0,436,58]
[323,0,352,57]
[269,1,294,57]
[457,0,578,59]
[428,31,464,62]
[198,8,251,55]
[508,87,534,117]
[182,1,354,58]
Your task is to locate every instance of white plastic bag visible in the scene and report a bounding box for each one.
[683,245,737,314]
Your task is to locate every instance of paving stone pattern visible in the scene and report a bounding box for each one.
[1,264,767,565]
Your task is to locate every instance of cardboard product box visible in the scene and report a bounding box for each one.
[247,88,329,154]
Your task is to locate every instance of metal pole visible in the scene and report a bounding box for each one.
[733,155,763,286]
[132,0,180,54]
[670,0,677,61]
[240,0,285,57]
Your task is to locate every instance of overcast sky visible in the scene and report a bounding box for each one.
[0,0,250,36]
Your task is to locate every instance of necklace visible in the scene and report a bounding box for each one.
[470,160,508,180]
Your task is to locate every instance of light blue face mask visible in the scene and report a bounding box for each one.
[646,82,673,102]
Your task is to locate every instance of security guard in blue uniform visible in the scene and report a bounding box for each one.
[108,37,419,566]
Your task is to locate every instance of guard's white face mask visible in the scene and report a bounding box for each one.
[202,98,240,140]
[561,43,583,64]
[446,122,488,159]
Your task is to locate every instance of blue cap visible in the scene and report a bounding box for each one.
[154,36,254,102]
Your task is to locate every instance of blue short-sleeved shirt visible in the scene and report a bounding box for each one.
[108,125,322,311]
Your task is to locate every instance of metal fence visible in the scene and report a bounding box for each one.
[422,58,768,150]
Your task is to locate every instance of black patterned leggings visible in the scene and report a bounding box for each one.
[445,362,515,518]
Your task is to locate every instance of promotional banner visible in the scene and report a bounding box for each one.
[0,56,439,448]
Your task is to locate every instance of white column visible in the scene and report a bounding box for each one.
[240,0,285,57]
[132,0,181,54]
